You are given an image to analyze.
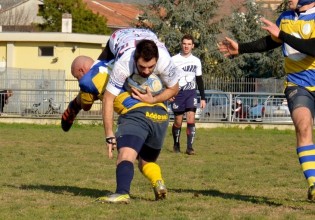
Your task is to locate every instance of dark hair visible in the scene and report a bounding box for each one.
[181,34,194,44]
[134,39,159,62]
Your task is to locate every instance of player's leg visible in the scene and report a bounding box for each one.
[61,92,95,132]
[286,86,315,201]
[139,149,167,200]
[184,91,198,155]
[186,109,196,155]
[171,91,186,153]
[61,95,82,132]
[96,110,149,203]
[172,113,184,153]
[139,106,168,200]
[97,40,115,61]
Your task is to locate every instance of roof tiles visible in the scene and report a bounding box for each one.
[83,0,141,28]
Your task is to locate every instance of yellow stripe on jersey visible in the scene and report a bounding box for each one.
[92,73,110,101]
[114,91,167,115]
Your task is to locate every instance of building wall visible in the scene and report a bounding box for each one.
[0,32,109,80]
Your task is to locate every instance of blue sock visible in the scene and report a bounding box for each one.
[115,160,134,194]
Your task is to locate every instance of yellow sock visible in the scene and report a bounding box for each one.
[142,162,163,187]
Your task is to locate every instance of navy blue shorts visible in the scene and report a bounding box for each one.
[285,86,315,118]
[115,106,169,161]
[171,90,197,113]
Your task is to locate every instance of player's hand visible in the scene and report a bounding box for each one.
[168,97,175,102]
[260,17,280,38]
[217,37,239,57]
[105,137,116,159]
[131,87,155,104]
[200,100,206,109]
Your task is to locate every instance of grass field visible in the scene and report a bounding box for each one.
[1,122,315,219]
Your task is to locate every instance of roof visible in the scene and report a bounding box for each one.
[0,0,24,10]
[0,0,43,12]
[101,0,151,3]
[83,0,142,29]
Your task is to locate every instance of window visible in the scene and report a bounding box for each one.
[38,46,54,57]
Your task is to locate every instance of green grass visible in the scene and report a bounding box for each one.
[1,123,315,219]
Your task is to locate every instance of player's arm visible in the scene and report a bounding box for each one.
[102,62,126,159]
[196,75,206,109]
[278,31,315,57]
[238,36,281,54]
[102,90,116,159]
[131,82,179,104]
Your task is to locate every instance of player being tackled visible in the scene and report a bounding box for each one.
[61,56,113,132]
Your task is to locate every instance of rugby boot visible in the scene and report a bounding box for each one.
[186,148,195,155]
[61,106,78,132]
[95,193,130,204]
[153,180,167,200]
[173,145,180,153]
[308,185,315,201]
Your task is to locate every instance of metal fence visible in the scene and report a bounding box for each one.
[203,76,285,93]
[0,67,290,123]
[0,89,293,124]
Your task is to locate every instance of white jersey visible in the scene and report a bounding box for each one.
[106,28,180,96]
[172,53,202,91]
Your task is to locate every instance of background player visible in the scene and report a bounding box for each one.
[171,34,206,155]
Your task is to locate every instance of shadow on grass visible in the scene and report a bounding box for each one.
[6,184,154,201]
[169,188,283,207]
[7,184,110,198]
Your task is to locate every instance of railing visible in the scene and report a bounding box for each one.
[0,89,293,124]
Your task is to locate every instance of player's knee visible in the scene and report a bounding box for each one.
[81,104,92,111]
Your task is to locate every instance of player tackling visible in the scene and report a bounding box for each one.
[96,28,181,204]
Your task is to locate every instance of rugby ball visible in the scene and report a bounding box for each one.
[127,73,163,96]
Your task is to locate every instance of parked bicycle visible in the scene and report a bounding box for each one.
[43,98,61,115]
[22,102,41,117]
[22,98,61,117]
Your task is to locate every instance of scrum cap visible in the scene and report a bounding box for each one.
[298,0,315,7]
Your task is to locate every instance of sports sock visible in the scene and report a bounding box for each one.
[115,160,134,194]
[62,98,81,121]
[172,124,181,147]
[186,123,196,149]
[297,144,315,187]
[69,98,81,114]
[141,162,163,187]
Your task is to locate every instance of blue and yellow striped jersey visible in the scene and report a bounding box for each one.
[276,8,315,91]
[113,88,166,115]
[79,60,112,102]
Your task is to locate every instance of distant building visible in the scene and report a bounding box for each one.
[0,32,108,81]
[0,0,44,32]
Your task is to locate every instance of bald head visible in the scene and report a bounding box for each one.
[71,56,94,80]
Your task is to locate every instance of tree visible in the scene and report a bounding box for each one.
[137,0,224,77]
[137,0,285,79]
[222,0,285,79]
[38,0,111,35]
